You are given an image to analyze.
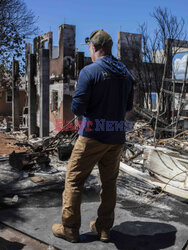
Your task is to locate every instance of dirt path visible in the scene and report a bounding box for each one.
[0,132,27,154]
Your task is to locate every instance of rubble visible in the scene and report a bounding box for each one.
[0,118,78,195]
[0,116,187,201]
[121,120,188,199]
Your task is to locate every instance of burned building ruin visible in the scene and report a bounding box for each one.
[24,24,188,138]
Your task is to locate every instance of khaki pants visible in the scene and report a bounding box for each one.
[62,135,124,231]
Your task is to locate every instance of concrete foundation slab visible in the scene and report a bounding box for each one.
[0,190,187,250]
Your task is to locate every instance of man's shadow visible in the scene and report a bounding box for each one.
[80,221,177,250]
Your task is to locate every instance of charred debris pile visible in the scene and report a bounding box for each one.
[0,114,187,201]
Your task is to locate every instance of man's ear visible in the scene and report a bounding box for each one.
[91,43,96,53]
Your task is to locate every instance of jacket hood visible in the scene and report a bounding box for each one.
[95,55,129,76]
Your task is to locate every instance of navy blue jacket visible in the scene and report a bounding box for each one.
[71,55,134,144]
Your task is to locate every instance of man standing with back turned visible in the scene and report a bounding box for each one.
[52,30,134,243]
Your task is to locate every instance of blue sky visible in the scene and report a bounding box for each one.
[26,0,188,57]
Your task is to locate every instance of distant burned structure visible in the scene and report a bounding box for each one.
[118,32,188,132]
[25,24,91,137]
